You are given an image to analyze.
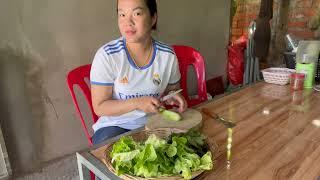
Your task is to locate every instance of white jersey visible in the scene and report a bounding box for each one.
[90,37,181,132]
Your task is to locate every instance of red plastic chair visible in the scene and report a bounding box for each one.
[66,64,98,146]
[172,45,208,107]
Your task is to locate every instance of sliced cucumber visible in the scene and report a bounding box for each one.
[159,108,182,121]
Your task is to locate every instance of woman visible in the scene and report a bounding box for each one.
[90,0,187,145]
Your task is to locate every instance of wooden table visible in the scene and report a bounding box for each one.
[198,82,320,180]
[77,82,320,180]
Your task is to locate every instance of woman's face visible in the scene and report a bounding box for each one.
[117,0,157,43]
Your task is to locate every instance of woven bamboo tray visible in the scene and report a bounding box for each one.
[261,67,295,85]
[102,128,217,180]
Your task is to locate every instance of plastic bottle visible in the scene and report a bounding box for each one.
[295,41,320,88]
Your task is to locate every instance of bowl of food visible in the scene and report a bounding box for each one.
[103,128,217,180]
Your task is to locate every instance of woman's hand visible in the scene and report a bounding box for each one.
[165,94,187,113]
[136,96,161,113]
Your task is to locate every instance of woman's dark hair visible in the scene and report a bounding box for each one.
[146,0,157,30]
[117,0,158,30]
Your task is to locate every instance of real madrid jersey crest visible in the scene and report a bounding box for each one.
[90,37,181,131]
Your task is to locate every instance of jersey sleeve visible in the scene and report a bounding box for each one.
[90,48,116,86]
[168,55,181,85]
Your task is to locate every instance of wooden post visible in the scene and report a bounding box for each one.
[268,0,290,66]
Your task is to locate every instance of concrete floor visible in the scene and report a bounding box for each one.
[13,155,79,180]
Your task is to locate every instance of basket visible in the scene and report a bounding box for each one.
[103,128,218,180]
[261,68,295,85]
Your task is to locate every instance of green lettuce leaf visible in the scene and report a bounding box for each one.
[198,152,213,170]
[111,136,137,156]
[109,129,214,179]
[134,144,159,177]
[111,150,140,163]
[157,145,175,175]
[166,141,177,157]
[145,134,166,149]
[174,158,192,180]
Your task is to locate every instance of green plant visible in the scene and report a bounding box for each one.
[309,6,320,31]
[309,6,320,38]
[231,0,238,22]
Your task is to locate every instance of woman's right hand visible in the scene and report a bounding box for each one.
[135,96,161,113]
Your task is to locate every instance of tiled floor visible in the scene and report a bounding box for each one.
[14,155,78,180]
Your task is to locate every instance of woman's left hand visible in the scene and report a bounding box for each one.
[165,94,187,113]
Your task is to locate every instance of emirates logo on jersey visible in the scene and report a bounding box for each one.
[119,76,128,84]
[152,73,161,86]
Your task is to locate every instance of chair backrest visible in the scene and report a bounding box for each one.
[172,45,208,107]
[66,64,98,146]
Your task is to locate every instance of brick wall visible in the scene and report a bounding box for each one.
[231,0,261,41]
[287,0,320,39]
[231,0,320,41]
